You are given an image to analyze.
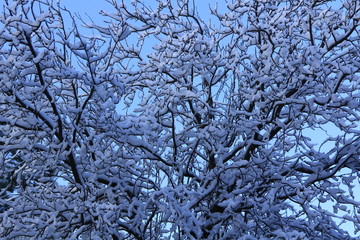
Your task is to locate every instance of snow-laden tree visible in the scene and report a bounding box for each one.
[1,0,360,239]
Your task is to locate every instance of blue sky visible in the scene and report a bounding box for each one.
[59,0,227,22]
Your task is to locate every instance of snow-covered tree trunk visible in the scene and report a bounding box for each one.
[1,0,360,239]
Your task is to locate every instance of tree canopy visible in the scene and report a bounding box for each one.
[0,0,360,239]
